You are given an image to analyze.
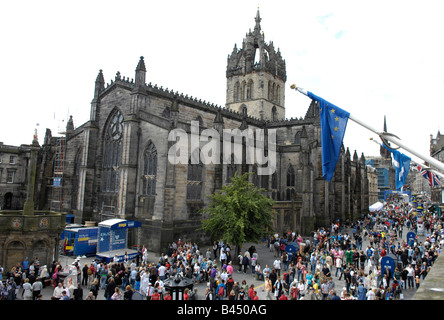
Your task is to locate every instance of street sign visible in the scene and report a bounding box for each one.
[285,245,297,253]
[380,255,396,273]
[406,231,416,246]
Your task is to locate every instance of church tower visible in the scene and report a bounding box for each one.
[226,9,287,121]
[380,115,392,160]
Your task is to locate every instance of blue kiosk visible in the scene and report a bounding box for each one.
[61,226,98,257]
[96,218,142,263]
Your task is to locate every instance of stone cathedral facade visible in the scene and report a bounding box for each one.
[31,10,371,252]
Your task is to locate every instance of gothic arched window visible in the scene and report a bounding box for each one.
[268,81,272,101]
[276,85,280,104]
[272,171,278,189]
[261,170,269,190]
[187,152,203,200]
[102,110,123,193]
[247,79,254,99]
[295,131,302,145]
[272,82,276,102]
[272,106,277,122]
[287,165,295,187]
[286,165,296,200]
[252,164,259,187]
[142,142,157,196]
[226,154,237,183]
[234,82,240,102]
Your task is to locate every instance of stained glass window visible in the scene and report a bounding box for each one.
[102,110,123,192]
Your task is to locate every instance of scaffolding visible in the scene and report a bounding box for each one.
[100,202,117,221]
[51,134,65,212]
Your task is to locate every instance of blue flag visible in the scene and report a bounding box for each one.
[381,143,411,190]
[307,91,350,182]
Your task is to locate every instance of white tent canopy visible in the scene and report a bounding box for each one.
[369,201,384,212]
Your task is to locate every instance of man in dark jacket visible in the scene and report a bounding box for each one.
[105,277,116,300]
[82,263,89,286]
[343,268,352,293]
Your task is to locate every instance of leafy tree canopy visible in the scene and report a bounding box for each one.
[199,171,276,248]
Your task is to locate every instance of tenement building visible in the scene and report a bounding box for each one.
[2,10,372,252]
[0,134,66,271]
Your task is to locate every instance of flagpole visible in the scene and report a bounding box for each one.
[370,138,444,180]
[290,84,444,174]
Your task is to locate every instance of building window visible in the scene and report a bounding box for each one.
[102,110,123,192]
[261,170,269,190]
[0,168,2,182]
[234,82,240,102]
[247,79,253,99]
[272,171,277,189]
[6,170,15,183]
[276,85,280,104]
[252,164,259,187]
[271,106,277,122]
[267,81,271,100]
[241,81,247,100]
[9,156,16,164]
[187,152,203,200]
[142,142,157,196]
[286,165,296,200]
[226,154,237,183]
[271,171,278,200]
[287,165,295,187]
[295,131,302,145]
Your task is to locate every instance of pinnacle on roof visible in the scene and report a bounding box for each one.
[136,56,146,72]
[254,7,261,33]
[96,69,104,83]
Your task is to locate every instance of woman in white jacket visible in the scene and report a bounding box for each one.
[297,280,306,299]
[22,278,33,300]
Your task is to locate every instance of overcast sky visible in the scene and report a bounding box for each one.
[2,0,444,166]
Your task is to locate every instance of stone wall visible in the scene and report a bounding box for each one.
[0,210,66,271]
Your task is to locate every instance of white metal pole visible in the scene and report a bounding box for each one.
[290,84,444,173]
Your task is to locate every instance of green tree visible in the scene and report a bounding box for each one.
[199,171,276,257]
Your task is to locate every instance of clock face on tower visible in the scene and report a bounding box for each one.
[109,113,124,141]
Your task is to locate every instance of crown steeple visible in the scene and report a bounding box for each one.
[254,7,261,34]
[225,9,286,121]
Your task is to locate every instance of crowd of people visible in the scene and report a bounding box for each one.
[1,199,443,301]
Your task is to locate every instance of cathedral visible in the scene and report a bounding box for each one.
[2,10,372,252]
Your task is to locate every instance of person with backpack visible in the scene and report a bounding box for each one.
[90,279,99,300]
[289,281,298,300]
[216,279,225,300]
[273,277,283,300]
[274,240,281,258]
